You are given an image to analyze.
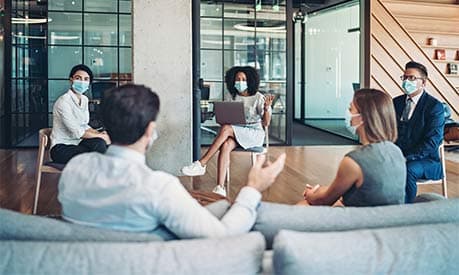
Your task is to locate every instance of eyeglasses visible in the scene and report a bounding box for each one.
[400,75,424,81]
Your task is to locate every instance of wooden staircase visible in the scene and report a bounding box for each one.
[368,0,459,120]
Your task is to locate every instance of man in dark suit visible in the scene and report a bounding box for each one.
[393,61,445,203]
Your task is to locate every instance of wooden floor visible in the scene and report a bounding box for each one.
[1,146,458,215]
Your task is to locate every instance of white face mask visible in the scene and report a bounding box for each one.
[344,109,362,136]
[147,129,158,151]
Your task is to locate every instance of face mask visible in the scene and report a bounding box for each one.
[402,80,418,95]
[234,81,248,93]
[147,129,158,151]
[344,109,362,136]
[72,80,90,94]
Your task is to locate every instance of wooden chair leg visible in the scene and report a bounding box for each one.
[251,152,256,166]
[33,171,42,215]
[225,166,230,196]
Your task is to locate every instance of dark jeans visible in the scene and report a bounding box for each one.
[405,159,442,203]
[50,138,108,164]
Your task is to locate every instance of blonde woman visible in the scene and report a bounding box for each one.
[300,88,406,207]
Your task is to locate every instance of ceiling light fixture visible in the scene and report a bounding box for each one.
[12,17,52,24]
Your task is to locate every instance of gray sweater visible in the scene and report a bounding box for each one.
[343,141,406,206]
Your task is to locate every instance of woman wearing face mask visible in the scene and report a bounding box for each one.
[50,64,111,164]
[298,88,406,207]
[182,66,274,197]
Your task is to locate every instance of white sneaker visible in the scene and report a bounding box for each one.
[212,185,227,197]
[181,161,206,176]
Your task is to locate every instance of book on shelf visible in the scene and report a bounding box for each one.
[435,49,446,60]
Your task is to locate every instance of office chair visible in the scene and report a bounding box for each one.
[225,126,269,197]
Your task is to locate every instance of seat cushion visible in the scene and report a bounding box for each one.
[43,161,65,171]
[0,232,266,275]
[254,198,459,248]
[273,223,459,275]
[234,146,265,153]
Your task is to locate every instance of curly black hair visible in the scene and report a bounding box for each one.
[225,66,260,100]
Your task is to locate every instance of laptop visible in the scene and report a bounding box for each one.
[213,101,247,125]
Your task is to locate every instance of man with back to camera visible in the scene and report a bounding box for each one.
[393,61,445,203]
[58,84,286,238]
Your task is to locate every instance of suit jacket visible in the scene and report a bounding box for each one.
[393,91,444,167]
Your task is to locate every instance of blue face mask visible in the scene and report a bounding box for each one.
[402,80,418,95]
[344,109,362,136]
[72,80,90,94]
[234,81,248,93]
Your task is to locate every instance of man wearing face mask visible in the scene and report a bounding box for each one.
[50,64,111,164]
[58,84,286,238]
[393,61,445,203]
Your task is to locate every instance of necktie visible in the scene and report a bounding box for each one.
[401,98,413,121]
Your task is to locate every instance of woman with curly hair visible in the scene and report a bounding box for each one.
[182,66,274,197]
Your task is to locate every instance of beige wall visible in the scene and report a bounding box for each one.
[133,0,193,174]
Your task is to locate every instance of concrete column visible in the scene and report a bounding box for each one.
[133,0,192,174]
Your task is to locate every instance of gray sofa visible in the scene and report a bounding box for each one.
[1,195,458,275]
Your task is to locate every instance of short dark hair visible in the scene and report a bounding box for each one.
[405,61,428,78]
[225,66,260,99]
[69,64,94,83]
[101,84,160,145]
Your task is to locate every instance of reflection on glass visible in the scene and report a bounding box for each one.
[120,0,132,13]
[48,80,70,110]
[85,0,117,13]
[223,18,256,50]
[119,48,132,84]
[48,46,82,78]
[84,47,117,79]
[223,3,254,19]
[12,23,47,44]
[201,18,222,49]
[49,12,83,45]
[48,0,83,11]
[201,49,222,81]
[205,81,223,100]
[201,2,222,17]
[119,15,132,46]
[12,46,47,79]
[84,13,117,46]
[223,50,251,71]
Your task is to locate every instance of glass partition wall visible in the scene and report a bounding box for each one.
[4,0,131,147]
[295,1,360,140]
[200,1,287,145]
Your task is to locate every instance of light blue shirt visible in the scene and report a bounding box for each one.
[58,145,262,239]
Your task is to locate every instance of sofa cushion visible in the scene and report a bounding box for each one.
[0,200,232,242]
[0,232,266,275]
[0,208,162,242]
[273,223,459,275]
[254,198,459,248]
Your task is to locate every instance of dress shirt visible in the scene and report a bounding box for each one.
[50,89,90,148]
[405,90,424,120]
[58,145,262,239]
